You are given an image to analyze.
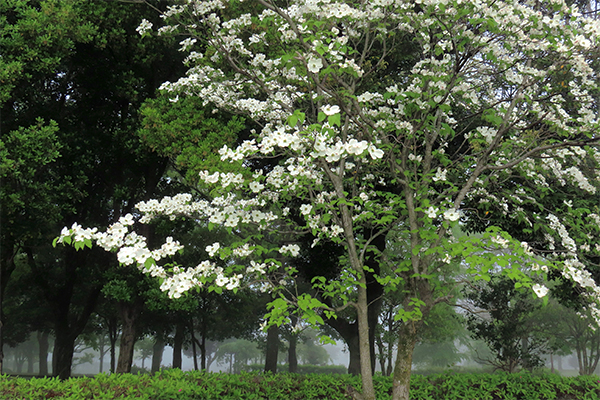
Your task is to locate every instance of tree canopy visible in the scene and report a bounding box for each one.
[58,1,600,399]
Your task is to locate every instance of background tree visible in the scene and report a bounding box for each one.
[3,0,188,378]
[464,276,551,372]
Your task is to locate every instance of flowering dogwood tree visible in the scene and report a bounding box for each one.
[58,0,600,399]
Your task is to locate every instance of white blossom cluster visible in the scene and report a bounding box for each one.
[55,0,600,325]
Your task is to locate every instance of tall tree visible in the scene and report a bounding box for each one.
[62,1,600,399]
[3,0,186,378]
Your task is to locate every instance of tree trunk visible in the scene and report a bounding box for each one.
[110,334,117,373]
[52,330,76,380]
[376,337,387,376]
[116,302,140,373]
[391,322,418,400]
[172,321,185,369]
[288,334,298,373]
[190,321,198,371]
[357,281,376,400]
[264,324,279,373]
[106,316,118,373]
[200,330,206,371]
[521,335,532,372]
[0,241,18,376]
[37,331,49,376]
[26,346,34,375]
[151,336,164,373]
[30,247,102,379]
[98,335,105,374]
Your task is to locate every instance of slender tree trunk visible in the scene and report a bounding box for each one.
[521,335,531,372]
[110,334,117,373]
[37,331,49,376]
[264,324,279,373]
[98,335,105,374]
[200,331,206,371]
[151,336,164,373]
[357,282,376,400]
[172,322,185,369]
[106,316,118,373]
[376,338,385,375]
[190,321,198,371]
[391,276,433,400]
[25,346,34,374]
[116,302,140,373]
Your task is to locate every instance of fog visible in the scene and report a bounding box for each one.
[2,336,588,377]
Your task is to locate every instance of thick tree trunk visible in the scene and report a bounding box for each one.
[264,324,279,373]
[30,247,102,379]
[116,302,140,373]
[52,331,76,380]
[288,334,298,373]
[391,322,418,400]
[151,336,164,373]
[324,318,361,375]
[172,322,185,369]
[37,331,49,376]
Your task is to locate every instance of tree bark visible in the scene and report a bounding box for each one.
[288,334,298,373]
[200,329,206,371]
[264,324,279,373]
[25,346,34,374]
[98,335,105,373]
[37,331,49,376]
[190,321,198,371]
[109,321,118,373]
[172,321,185,369]
[357,280,376,400]
[52,329,76,380]
[29,247,102,379]
[151,336,164,373]
[390,276,434,400]
[116,301,141,373]
[391,322,418,400]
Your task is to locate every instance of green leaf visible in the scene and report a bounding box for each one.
[327,113,341,127]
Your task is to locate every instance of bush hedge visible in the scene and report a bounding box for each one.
[1,370,599,399]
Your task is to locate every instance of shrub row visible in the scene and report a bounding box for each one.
[1,370,599,399]
[242,363,348,375]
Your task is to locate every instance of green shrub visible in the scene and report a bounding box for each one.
[0,371,598,399]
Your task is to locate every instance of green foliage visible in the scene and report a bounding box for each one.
[464,275,551,372]
[0,0,95,105]
[1,371,599,399]
[138,95,246,184]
